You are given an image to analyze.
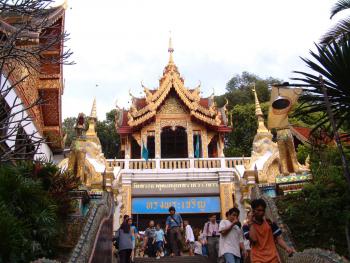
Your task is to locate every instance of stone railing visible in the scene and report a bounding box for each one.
[106,157,250,171]
[251,186,349,263]
[283,249,349,263]
[67,193,113,263]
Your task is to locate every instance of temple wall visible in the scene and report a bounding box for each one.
[1,75,53,160]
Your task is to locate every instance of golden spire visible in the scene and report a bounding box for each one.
[252,84,263,117]
[86,98,97,137]
[90,97,97,119]
[252,84,268,133]
[168,34,174,64]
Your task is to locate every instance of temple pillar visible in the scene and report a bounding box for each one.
[125,136,131,159]
[219,172,234,218]
[120,183,132,222]
[187,122,194,158]
[219,182,234,219]
[202,129,208,158]
[218,133,225,157]
[155,121,161,158]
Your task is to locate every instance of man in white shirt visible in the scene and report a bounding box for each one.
[219,207,247,263]
[184,220,195,256]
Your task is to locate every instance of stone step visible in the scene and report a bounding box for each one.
[134,256,211,263]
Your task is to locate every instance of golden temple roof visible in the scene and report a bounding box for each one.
[117,38,231,132]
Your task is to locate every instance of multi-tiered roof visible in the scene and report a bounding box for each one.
[116,38,232,134]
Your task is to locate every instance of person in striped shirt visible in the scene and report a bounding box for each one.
[243,199,295,263]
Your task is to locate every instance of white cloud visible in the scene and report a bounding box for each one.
[62,0,335,120]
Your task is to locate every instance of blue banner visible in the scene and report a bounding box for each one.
[132,196,221,214]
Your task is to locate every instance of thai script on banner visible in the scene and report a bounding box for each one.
[132,196,221,214]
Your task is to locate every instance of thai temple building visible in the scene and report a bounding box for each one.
[60,39,311,230]
[0,3,67,160]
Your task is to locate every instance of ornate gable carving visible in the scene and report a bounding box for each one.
[158,96,188,115]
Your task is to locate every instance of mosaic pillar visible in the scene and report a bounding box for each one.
[120,184,132,223]
[218,133,225,158]
[125,135,131,159]
[155,121,161,158]
[202,129,208,158]
[187,122,194,158]
[219,182,234,219]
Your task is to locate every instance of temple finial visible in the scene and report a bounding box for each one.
[168,32,174,64]
[90,97,97,119]
[252,83,268,133]
[252,83,263,117]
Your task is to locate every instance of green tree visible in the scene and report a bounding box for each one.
[62,117,77,148]
[0,164,58,262]
[218,72,279,157]
[96,109,120,159]
[220,71,281,107]
[0,161,81,262]
[321,0,350,45]
[224,102,269,157]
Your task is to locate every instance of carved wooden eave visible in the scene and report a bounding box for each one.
[0,5,65,45]
[1,5,66,152]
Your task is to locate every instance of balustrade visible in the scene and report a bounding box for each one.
[160,159,190,169]
[106,157,250,171]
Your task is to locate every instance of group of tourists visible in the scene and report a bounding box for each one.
[114,198,295,263]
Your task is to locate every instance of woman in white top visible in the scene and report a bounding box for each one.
[184,220,195,256]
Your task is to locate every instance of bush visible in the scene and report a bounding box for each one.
[0,161,80,262]
[276,147,350,257]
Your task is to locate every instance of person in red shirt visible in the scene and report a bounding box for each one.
[243,199,295,263]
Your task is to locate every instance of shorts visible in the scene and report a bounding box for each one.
[188,241,195,251]
[156,241,164,251]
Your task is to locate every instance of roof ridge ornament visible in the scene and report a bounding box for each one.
[168,32,174,64]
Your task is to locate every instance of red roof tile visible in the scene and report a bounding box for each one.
[199,98,209,108]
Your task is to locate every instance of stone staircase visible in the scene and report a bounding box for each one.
[134,256,211,263]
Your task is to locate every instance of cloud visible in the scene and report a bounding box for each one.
[62,0,334,120]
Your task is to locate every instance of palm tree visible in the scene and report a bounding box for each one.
[321,0,350,45]
[293,37,350,138]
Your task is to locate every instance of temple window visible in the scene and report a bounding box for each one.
[208,135,218,158]
[161,126,188,158]
[147,131,155,159]
[131,136,141,159]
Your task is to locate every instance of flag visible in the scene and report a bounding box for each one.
[142,140,149,161]
[194,134,200,158]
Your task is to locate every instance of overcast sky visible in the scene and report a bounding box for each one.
[62,0,337,120]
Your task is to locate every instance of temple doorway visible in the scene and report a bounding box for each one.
[208,135,218,158]
[132,213,221,231]
[161,126,188,158]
